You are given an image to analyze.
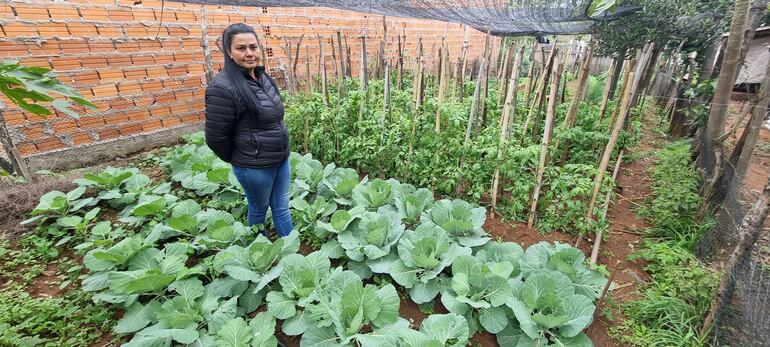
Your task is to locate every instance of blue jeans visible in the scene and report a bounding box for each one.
[231,159,293,237]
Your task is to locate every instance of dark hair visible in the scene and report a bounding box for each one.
[221,23,261,114]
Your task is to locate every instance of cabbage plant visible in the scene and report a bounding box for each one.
[420,199,490,247]
[319,167,363,206]
[337,211,405,278]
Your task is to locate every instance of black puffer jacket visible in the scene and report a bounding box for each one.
[204,66,290,168]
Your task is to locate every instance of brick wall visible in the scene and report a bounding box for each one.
[0,0,497,164]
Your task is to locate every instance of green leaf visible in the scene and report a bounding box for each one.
[301,326,339,347]
[558,294,595,338]
[266,291,296,320]
[114,300,162,334]
[108,269,175,294]
[215,317,252,347]
[168,278,205,302]
[420,313,469,347]
[248,312,278,347]
[478,306,508,333]
[588,0,617,17]
[372,284,400,327]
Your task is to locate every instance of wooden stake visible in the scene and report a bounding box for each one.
[490,46,524,214]
[361,30,368,88]
[525,44,536,105]
[413,37,424,108]
[528,60,564,228]
[606,59,636,132]
[435,40,448,133]
[459,25,469,102]
[594,261,622,320]
[590,150,624,266]
[555,45,594,156]
[318,35,329,106]
[586,69,636,221]
[305,45,312,93]
[498,43,515,107]
[521,44,557,142]
[383,60,391,124]
[397,34,404,90]
[345,34,352,78]
[282,37,297,94]
[598,58,619,119]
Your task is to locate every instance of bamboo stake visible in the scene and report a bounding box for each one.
[490,46,524,215]
[305,45,312,93]
[594,261,622,320]
[459,26,469,102]
[480,32,493,124]
[606,59,636,132]
[521,44,557,142]
[345,34,352,78]
[397,34,404,90]
[525,44,536,105]
[497,42,510,81]
[318,35,329,106]
[359,36,367,132]
[598,58,619,119]
[383,60,391,124]
[586,69,637,221]
[361,30,368,88]
[336,31,347,96]
[457,34,491,182]
[554,45,594,155]
[435,40,448,133]
[413,37,424,108]
[378,15,387,79]
[408,64,426,156]
[590,150,624,266]
[528,60,564,228]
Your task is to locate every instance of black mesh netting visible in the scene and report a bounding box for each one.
[172,0,631,36]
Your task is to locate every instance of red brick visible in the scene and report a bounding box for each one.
[114,41,141,53]
[48,5,80,20]
[229,13,246,23]
[160,115,182,127]
[132,54,155,66]
[144,66,166,78]
[15,5,49,20]
[95,24,124,37]
[72,70,100,84]
[154,53,174,64]
[186,26,202,37]
[118,122,142,136]
[187,65,205,76]
[162,79,183,89]
[37,136,67,152]
[132,8,156,21]
[18,57,50,69]
[167,26,189,37]
[97,69,124,82]
[173,52,195,63]
[67,23,99,37]
[50,57,81,71]
[212,13,229,24]
[169,103,188,114]
[123,24,149,37]
[160,39,182,50]
[126,108,150,121]
[167,66,187,77]
[77,115,105,129]
[141,80,164,92]
[103,112,130,126]
[37,23,69,37]
[51,119,78,134]
[149,105,171,117]
[137,39,161,50]
[88,39,115,53]
[116,81,142,94]
[0,40,27,57]
[141,118,163,132]
[122,68,147,80]
[16,142,38,156]
[180,113,202,123]
[181,77,203,88]
[92,83,118,97]
[3,110,26,126]
[1,3,15,19]
[174,9,196,22]
[175,90,194,100]
[60,39,90,54]
[80,7,109,21]
[108,55,133,67]
[180,38,200,49]
[80,56,109,68]
[98,127,119,141]
[133,95,154,107]
[2,22,38,37]
[109,97,134,110]
[71,131,93,146]
[107,8,134,21]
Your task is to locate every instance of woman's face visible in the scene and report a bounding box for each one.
[228,33,260,70]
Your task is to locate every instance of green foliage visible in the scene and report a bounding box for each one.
[0,289,112,347]
[591,0,728,59]
[0,61,95,118]
[615,241,717,346]
[639,141,703,243]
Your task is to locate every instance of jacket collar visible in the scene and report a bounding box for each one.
[239,66,266,80]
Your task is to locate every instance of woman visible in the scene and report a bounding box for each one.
[204,23,293,237]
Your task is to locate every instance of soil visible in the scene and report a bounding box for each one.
[26,262,64,298]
